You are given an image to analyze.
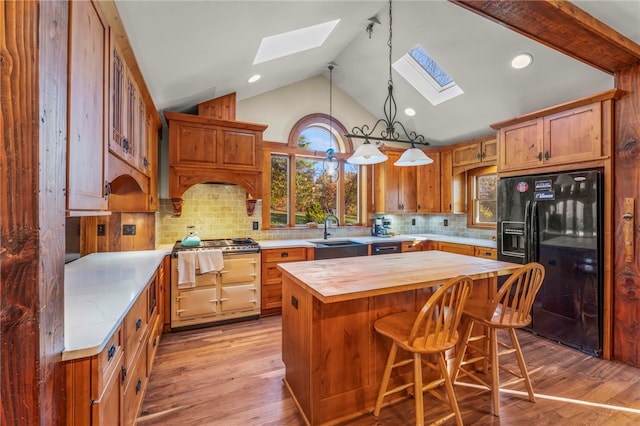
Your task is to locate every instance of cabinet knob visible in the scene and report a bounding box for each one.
[544,150,550,160]
[123,138,130,153]
[481,151,486,159]
[281,252,288,258]
[107,343,116,362]
[135,317,143,330]
[121,366,127,384]
[143,157,148,168]
[477,152,481,160]
[135,378,142,394]
[537,152,543,161]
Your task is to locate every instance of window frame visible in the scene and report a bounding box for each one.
[263,113,366,229]
[466,166,497,230]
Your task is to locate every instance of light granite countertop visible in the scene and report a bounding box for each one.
[63,250,169,361]
[256,233,496,250]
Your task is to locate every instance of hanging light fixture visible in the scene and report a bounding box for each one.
[346,0,431,167]
[323,64,340,182]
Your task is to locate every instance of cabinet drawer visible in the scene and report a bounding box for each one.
[122,348,147,426]
[146,315,161,374]
[124,290,148,369]
[262,263,282,285]
[474,246,497,259]
[97,326,123,390]
[262,247,307,263]
[262,283,283,311]
[401,241,422,252]
[438,242,475,256]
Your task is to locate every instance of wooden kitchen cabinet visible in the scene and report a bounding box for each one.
[452,135,497,173]
[67,0,109,214]
[416,150,441,213]
[165,111,267,216]
[474,246,497,259]
[373,149,417,213]
[437,241,475,256]
[401,241,422,252]
[261,247,310,316]
[494,91,619,174]
[66,264,162,425]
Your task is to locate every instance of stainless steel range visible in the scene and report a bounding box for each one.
[170,238,261,329]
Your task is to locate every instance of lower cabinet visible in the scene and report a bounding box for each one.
[261,247,310,316]
[401,241,422,252]
[65,266,162,425]
[474,246,497,259]
[437,241,475,256]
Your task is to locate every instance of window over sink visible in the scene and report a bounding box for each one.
[264,113,362,228]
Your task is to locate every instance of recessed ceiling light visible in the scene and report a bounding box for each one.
[253,19,340,65]
[404,108,416,117]
[511,53,533,69]
[248,74,261,83]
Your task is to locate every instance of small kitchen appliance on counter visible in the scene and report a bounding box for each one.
[371,217,392,237]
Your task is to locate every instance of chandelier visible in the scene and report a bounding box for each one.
[346,0,433,167]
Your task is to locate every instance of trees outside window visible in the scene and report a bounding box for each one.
[467,166,497,228]
[266,113,361,228]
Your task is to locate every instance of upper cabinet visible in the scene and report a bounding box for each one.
[67,0,110,214]
[493,89,621,174]
[416,150,441,213]
[372,150,417,213]
[452,135,497,174]
[165,110,268,216]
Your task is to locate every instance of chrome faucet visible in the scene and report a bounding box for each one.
[324,214,339,239]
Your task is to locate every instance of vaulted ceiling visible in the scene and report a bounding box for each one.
[115,0,640,146]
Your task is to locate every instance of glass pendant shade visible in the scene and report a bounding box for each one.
[394,147,433,166]
[323,149,340,182]
[347,143,388,165]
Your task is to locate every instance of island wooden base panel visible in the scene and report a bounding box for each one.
[138,316,640,426]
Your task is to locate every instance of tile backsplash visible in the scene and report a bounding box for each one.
[156,184,495,245]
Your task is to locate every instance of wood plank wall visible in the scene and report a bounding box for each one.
[0,0,67,424]
[613,64,640,365]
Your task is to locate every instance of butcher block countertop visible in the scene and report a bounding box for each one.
[277,250,520,304]
[63,250,168,361]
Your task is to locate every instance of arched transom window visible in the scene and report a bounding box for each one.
[264,113,363,228]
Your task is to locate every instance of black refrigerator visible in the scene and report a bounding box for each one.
[497,169,602,356]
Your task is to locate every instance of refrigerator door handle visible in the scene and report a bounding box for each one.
[531,200,539,262]
[524,200,532,262]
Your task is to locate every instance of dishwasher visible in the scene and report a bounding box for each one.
[370,241,402,255]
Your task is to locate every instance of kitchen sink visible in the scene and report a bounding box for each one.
[309,240,368,260]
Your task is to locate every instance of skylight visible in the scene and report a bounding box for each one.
[393,45,463,106]
[253,19,340,65]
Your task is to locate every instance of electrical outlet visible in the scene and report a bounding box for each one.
[444,219,449,227]
[123,224,136,235]
[252,221,259,230]
[97,224,106,236]
[411,218,416,226]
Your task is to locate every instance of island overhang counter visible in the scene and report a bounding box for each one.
[277,250,522,426]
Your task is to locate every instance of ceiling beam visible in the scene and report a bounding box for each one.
[449,0,640,75]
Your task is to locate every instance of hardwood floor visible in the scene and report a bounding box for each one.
[139,315,640,425]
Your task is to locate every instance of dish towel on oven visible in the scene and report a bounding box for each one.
[196,249,224,274]
[177,251,197,289]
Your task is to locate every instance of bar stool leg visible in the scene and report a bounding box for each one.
[414,353,424,426]
[509,328,535,402]
[438,353,463,426]
[490,327,500,417]
[374,343,398,416]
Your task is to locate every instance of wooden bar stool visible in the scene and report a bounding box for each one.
[373,275,473,426]
[451,262,545,417]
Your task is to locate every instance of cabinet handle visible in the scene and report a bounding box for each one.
[153,337,157,347]
[135,378,142,394]
[143,157,148,168]
[121,366,127,384]
[135,318,143,330]
[104,181,111,199]
[481,151,486,159]
[281,252,288,258]
[537,152,543,161]
[544,150,550,160]
[485,251,491,256]
[123,138,130,153]
[107,344,116,362]
[476,152,481,160]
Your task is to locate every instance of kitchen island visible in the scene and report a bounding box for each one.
[278,250,521,426]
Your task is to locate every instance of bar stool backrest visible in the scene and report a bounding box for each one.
[489,262,545,328]
[408,275,473,352]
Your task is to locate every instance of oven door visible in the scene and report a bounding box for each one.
[174,287,218,320]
